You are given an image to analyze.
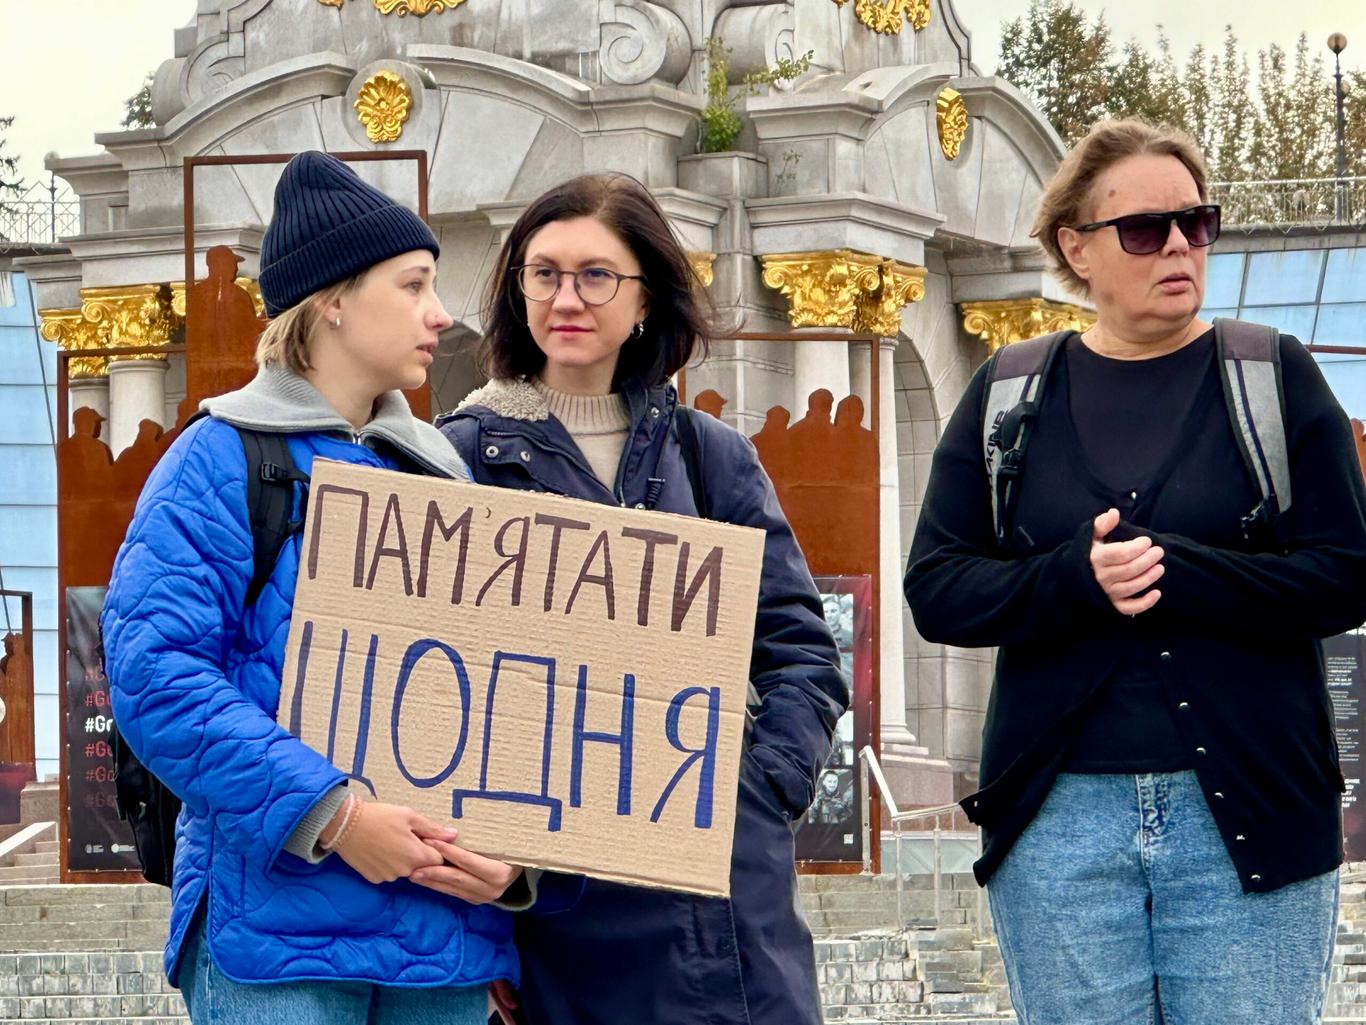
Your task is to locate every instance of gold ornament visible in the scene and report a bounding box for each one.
[687,251,716,289]
[760,250,925,334]
[373,0,463,14]
[170,279,265,319]
[39,284,183,378]
[960,298,1097,354]
[936,87,968,161]
[354,71,413,143]
[854,260,926,336]
[39,309,107,379]
[81,285,179,363]
[318,0,464,11]
[761,250,884,329]
[832,0,931,35]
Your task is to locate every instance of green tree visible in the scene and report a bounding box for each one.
[997,0,1113,145]
[0,116,22,213]
[1247,35,1335,181]
[121,73,155,130]
[1208,27,1257,182]
[1108,32,1186,129]
[1345,70,1366,177]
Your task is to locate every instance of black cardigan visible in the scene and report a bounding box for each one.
[905,332,1366,893]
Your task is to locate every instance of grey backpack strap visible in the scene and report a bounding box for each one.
[1214,318,1291,539]
[982,332,1068,542]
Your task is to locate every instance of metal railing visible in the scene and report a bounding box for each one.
[1210,176,1366,230]
[857,745,985,935]
[0,181,80,250]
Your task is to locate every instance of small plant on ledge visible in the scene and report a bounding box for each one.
[697,38,814,154]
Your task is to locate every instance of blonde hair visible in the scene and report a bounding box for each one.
[255,273,365,373]
[1032,119,1210,297]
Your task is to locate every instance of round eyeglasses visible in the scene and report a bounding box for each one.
[513,264,645,307]
[1070,204,1221,256]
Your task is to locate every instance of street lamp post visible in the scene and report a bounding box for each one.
[1329,33,1349,222]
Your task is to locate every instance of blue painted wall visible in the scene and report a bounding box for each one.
[0,269,58,781]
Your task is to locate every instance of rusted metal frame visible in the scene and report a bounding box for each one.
[680,329,885,875]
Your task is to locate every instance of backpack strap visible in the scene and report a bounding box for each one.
[674,406,710,520]
[1214,318,1291,539]
[185,409,308,606]
[981,332,1068,543]
[239,428,309,607]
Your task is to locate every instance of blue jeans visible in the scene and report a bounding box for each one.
[987,772,1338,1025]
[179,917,490,1025]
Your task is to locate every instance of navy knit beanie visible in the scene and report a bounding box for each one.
[258,151,439,317]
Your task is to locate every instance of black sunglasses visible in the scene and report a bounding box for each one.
[1070,204,1221,256]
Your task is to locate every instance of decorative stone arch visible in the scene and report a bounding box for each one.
[862,68,1064,248]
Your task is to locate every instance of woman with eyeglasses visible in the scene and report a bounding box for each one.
[905,119,1366,1024]
[434,171,846,1025]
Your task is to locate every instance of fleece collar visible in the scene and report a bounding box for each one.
[201,365,470,480]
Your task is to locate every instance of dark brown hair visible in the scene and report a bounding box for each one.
[479,172,714,388]
[1032,119,1209,296]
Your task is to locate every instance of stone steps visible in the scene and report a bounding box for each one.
[1,951,187,1024]
[0,885,171,954]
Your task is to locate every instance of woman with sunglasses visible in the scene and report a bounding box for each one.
[906,119,1366,1024]
[435,171,846,1025]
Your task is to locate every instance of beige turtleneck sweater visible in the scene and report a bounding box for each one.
[532,378,630,488]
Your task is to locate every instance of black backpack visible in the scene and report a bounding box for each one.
[983,318,1291,547]
[109,416,308,886]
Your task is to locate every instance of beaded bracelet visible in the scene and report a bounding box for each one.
[320,794,359,852]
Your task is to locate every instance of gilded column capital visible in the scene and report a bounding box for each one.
[760,250,925,335]
[81,284,180,364]
[832,0,931,35]
[687,252,716,289]
[39,309,107,379]
[760,250,884,330]
[853,259,926,336]
[960,298,1097,354]
[170,279,265,319]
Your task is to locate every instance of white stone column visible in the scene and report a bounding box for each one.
[793,339,850,416]
[107,360,168,457]
[68,378,110,433]
[848,341,872,428]
[876,336,919,755]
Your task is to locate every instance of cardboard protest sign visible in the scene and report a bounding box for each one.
[278,460,765,896]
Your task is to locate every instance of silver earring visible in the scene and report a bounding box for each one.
[632,321,645,339]
[333,318,341,329]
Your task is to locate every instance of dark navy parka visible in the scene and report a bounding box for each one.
[439,377,848,1025]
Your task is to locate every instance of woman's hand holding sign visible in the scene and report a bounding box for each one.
[320,798,448,883]
[411,837,524,905]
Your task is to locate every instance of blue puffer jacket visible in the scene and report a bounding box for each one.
[440,377,847,1025]
[101,367,518,988]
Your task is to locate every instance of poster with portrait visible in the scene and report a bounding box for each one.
[795,575,873,865]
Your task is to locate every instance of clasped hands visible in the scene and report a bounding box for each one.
[319,798,521,904]
[1090,507,1164,616]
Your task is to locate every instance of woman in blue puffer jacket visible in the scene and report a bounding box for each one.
[100,152,522,1025]
[436,172,848,1025]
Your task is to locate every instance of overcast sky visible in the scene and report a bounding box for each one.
[1,0,1363,191]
